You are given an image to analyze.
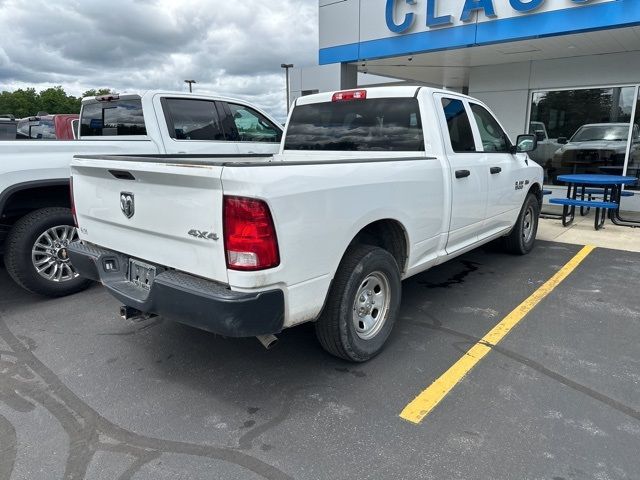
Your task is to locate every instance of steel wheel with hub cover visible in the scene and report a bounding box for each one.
[353,272,392,340]
[4,207,92,297]
[316,244,401,362]
[503,192,540,255]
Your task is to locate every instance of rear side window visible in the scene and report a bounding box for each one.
[81,99,147,136]
[284,98,424,151]
[227,103,281,143]
[441,98,476,153]
[164,98,225,140]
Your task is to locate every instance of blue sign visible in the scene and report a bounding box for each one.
[386,0,594,33]
[319,0,638,65]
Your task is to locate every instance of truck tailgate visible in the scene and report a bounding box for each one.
[71,157,228,284]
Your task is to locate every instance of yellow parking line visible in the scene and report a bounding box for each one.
[400,245,596,425]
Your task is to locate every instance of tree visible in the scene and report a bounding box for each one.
[38,86,81,115]
[0,88,39,118]
[81,88,115,98]
[0,86,115,118]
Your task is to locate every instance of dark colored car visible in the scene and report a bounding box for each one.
[0,115,18,140]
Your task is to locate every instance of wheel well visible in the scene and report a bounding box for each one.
[0,184,71,226]
[349,219,408,274]
[528,183,543,208]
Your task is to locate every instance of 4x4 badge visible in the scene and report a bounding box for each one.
[120,192,135,219]
[188,229,219,241]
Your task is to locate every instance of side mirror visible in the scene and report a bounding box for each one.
[557,137,568,145]
[514,134,537,153]
[535,131,545,142]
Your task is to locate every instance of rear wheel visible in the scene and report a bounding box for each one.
[315,245,401,362]
[504,193,540,255]
[4,207,92,297]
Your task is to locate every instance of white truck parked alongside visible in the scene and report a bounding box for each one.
[0,91,283,297]
[68,86,543,361]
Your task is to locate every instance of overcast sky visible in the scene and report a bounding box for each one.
[0,0,319,120]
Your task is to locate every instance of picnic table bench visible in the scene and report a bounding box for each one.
[548,174,638,230]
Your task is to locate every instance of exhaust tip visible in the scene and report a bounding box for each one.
[256,334,279,350]
[120,305,155,322]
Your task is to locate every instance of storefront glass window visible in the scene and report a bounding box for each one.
[626,88,640,192]
[528,87,635,185]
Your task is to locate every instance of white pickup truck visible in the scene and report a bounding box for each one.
[68,86,543,362]
[0,91,283,296]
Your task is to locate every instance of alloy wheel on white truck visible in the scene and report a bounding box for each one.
[4,207,92,297]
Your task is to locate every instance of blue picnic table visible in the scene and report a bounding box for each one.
[549,174,638,230]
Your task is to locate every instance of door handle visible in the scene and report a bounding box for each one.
[455,170,471,179]
[490,167,502,174]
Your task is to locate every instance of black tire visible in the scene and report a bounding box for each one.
[315,245,402,362]
[4,207,92,297]
[503,193,540,255]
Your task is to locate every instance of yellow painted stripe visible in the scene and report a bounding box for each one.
[400,245,596,425]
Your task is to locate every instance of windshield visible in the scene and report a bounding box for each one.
[284,98,424,151]
[571,125,630,142]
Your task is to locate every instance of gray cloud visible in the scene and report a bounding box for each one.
[0,0,318,120]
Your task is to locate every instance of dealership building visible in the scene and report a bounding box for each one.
[291,0,640,204]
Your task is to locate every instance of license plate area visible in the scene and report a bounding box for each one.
[128,259,156,290]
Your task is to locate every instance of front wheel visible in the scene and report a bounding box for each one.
[503,193,540,255]
[4,207,92,297]
[315,245,402,362]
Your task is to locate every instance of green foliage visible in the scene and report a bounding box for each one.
[0,86,114,118]
[81,88,114,98]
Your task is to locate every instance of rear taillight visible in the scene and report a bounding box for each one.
[223,196,280,271]
[332,90,367,102]
[69,176,78,227]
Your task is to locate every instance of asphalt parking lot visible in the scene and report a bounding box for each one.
[1,241,639,480]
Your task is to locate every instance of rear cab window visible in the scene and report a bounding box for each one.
[32,119,56,139]
[80,97,147,137]
[15,118,57,140]
[284,97,424,151]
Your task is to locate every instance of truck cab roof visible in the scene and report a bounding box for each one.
[294,86,475,106]
[81,90,274,110]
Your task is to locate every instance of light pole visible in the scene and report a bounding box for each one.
[281,64,294,114]
[184,80,196,93]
